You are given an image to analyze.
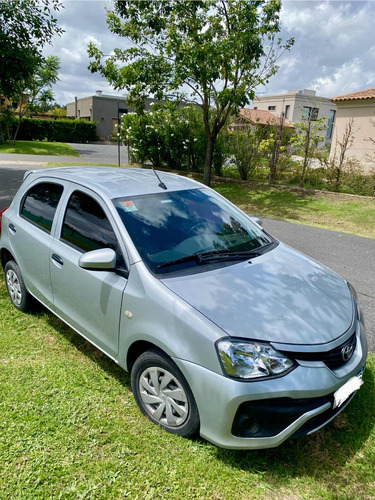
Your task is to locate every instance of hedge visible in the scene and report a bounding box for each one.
[12,117,98,143]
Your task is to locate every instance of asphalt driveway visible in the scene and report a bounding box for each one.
[0,163,374,351]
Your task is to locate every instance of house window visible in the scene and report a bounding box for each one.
[285,105,290,119]
[326,110,336,140]
[268,106,276,111]
[302,106,319,121]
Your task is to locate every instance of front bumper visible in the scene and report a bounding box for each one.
[173,318,367,449]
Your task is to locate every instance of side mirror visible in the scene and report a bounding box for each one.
[79,248,116,270]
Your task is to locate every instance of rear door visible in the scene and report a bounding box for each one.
[50,186,128,359]
[8,180,67,308]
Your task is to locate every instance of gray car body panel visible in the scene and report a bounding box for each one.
[0,166,368,449]
[160,242,354,345]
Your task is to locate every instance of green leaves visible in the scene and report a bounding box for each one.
[0,0,63,99]
[88,0,293,184]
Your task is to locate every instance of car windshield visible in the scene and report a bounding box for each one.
[113,188,274,274]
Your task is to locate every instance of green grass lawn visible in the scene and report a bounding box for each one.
[43,165,375,239]
[0,141,80,157]
[0,273,374,499]
[213,181,375,239]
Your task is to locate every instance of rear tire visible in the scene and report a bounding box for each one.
[4,261,34,312]
[131,348,200,438]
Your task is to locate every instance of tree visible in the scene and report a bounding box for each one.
[291,111,326,188]
[0,0,63,100]
[9,56,61,144]
[327,117,356,191]
[46,103,67,117]
[88,0,293,185]
[231,124,268,180]
[267,113,288,183]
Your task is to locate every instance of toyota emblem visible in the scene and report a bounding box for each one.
[341,344,354,361]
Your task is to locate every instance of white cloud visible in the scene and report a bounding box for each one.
[42,0,375,105]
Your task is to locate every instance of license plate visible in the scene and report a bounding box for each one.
[333,375,364,409]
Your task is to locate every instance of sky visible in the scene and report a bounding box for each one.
[42,0,375,106]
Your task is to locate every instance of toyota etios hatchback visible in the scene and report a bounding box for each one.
[0,167,367,449]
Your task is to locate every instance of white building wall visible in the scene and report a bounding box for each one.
[253,90,337,145]
[329,99,375,172]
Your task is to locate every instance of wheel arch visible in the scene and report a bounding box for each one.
[0,248,15,271]
[126,340,167,373]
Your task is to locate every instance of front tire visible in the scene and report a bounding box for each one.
[131,348,200,438]
[4,261,34,312]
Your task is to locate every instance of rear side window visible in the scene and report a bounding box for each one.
[61,191,119,254]
[21,182,64,233]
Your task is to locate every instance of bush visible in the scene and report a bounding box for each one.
[121,104,230,173]
[7,117,98,143]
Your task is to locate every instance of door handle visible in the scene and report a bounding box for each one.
[8,223,16,234]
[52,253,64,266]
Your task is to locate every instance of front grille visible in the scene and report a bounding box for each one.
[280,332,356,370]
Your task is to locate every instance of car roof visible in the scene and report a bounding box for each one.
[26,166,204,198]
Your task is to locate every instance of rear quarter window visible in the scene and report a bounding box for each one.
[20,182,64,233]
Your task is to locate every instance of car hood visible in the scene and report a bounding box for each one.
[160,243,353,345]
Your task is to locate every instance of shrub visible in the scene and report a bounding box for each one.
[230,125,268,180]
[121,104,230,173]
[6,117,98,143]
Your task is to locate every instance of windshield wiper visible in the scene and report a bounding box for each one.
[157,248,261,269]
[157,253,201,269]
[198,249,261,263]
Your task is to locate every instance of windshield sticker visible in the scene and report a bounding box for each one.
[120,200,138,212]
[161,199,173,204]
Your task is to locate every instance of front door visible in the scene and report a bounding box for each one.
[50,187,127,359]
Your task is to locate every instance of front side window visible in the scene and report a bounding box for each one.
[113,189,274,275]
[21,182,64,233]
[61,191,119,255]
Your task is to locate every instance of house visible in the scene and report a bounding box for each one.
[66,92,163,140]
[252,89,337,145]
[230,108,294,131]
[329,88,375,172]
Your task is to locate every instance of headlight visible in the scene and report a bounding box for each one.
[217,339,295,380]
[347,281,358,301]
[347,281,360,319]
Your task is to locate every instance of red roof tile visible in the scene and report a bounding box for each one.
[236,109,294,128]
[330,88,375,102]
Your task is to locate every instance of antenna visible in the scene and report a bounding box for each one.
[152,167,167,190]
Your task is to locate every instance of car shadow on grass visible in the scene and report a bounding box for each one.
[43,310,131,387]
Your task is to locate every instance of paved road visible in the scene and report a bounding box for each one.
[262,219,374,352]
[0,162,374,351]
[0,142,128,168]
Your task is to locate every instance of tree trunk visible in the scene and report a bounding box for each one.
[203,135,215,186]
[299,119,311,188]
[299,150,309,188]
[12,116,22,146]
[268,138,278,184]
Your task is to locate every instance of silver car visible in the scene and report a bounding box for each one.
[0,167,367,449]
